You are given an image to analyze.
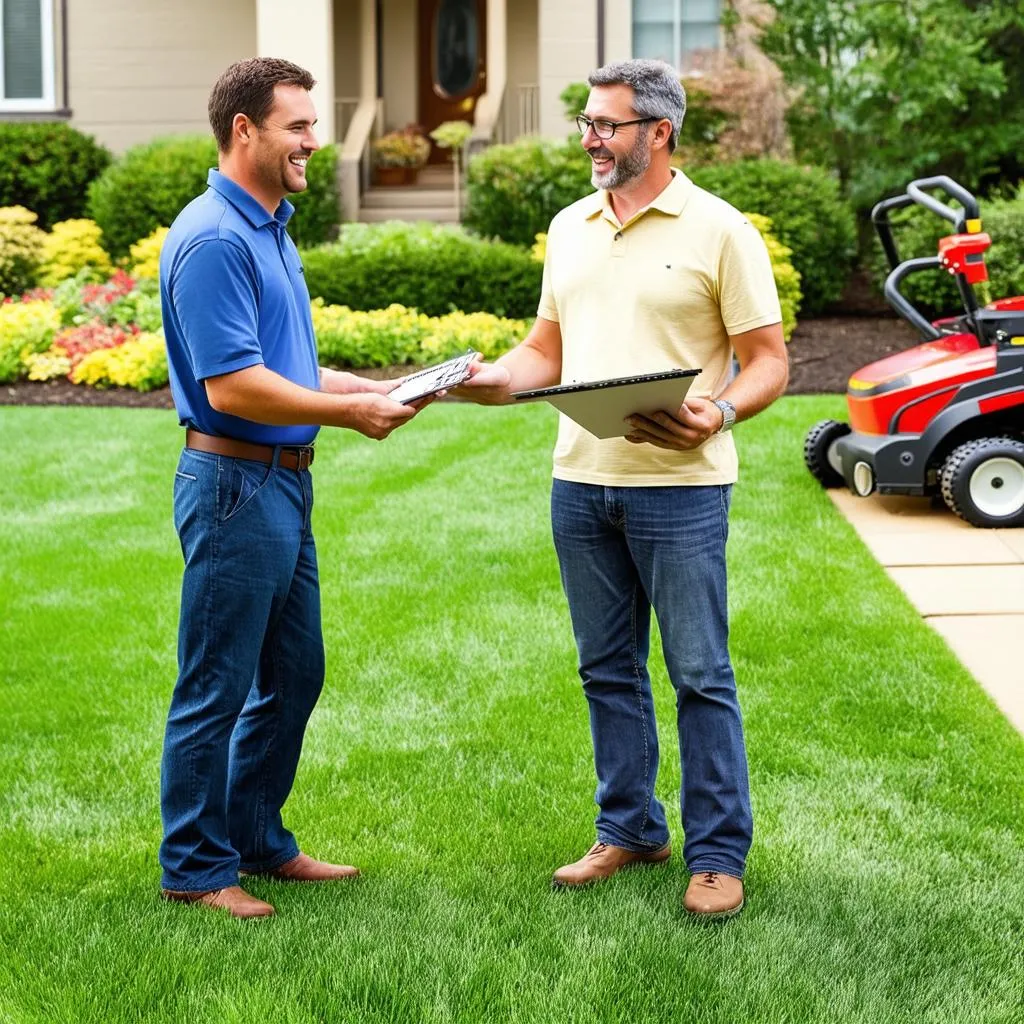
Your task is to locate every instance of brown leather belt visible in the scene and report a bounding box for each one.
[185,429,315,471]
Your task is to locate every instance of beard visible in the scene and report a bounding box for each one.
[254,143,308,197]
[590,130,652,190]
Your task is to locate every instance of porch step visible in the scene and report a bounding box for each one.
[358,205,460,224]
[361,187,457,209]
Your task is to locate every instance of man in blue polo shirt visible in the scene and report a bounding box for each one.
[158,58,432,919]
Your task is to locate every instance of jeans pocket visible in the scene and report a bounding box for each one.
[218,458,271,523]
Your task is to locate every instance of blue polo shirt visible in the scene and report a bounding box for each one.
[160,169,320,445]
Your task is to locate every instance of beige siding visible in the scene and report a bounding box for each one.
[605,0,633,63]
[67,0,256,153]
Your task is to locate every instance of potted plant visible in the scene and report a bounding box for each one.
[429,121,473,217]
[372,127,430,186]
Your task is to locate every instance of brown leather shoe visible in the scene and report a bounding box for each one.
[552,841,671,887]
[683,870,744,918]
[241,852,360,883]
[161,885,275,919]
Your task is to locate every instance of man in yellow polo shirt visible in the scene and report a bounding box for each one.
[458,59,788,917]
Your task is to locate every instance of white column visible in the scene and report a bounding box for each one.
[538,0,598,139]
[256,0,336,144]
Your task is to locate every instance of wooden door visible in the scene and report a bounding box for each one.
[417,0,487,163]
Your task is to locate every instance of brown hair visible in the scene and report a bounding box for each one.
[208,57,316,152]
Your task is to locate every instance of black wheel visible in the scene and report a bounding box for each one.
[940,437,1024,527]
[804,419,851,488]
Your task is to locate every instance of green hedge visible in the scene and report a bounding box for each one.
[463,138,593,248]
[688,160,857,315]
[868,191,1024,314]
[87,135,340,257]
[301,222,542,319]
[0,124,111,229]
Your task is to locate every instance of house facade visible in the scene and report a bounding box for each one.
[2,0,720,216]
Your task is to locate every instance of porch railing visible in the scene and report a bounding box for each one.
[338,96,383,223]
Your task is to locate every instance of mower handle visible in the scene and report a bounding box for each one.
[883,256,943,340]
[872,175,981,271]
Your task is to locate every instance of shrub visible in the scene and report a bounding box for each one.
[72,331,167,390]
[87,136,217,257]
[289,144,341,248]
[312,300,427,367]
[0,206,46,297]
[688,159,856,314]
[87,136,340,257]
[311,299,528,368]
[301,222,542,318]
[0,124,111,229]
[746,213,801,341]
[38,219,112,286]
[0,298,61,382]
[421,310,529,362]
[868,190,1024,314]
[464,138,593,248]
[126,226,169,280]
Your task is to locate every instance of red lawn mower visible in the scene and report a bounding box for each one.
[804,175,1024,527]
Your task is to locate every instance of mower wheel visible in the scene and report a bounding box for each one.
[940,437,1024,528]
[804,420,851,488]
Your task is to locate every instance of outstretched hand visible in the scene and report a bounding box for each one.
[624,396,725,451]
[449,354,513,405]
[344,391,436,440]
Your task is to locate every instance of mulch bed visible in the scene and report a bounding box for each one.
[0,315,922,408]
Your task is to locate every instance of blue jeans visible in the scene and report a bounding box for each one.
[159,448,324,892]
[551,480,752,877]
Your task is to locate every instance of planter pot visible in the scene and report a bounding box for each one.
[374,166,407,186]
[403,166,421,185]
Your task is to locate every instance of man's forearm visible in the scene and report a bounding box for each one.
[207,364,383,430]
[319,367,393,396]
[718,351,789,424]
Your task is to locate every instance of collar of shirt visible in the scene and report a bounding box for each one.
[206,169,295,230]
[582,167,693,229]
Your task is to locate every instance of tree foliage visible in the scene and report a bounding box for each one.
[760,0,1024,209]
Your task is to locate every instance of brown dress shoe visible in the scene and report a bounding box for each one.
[241,852,360,882]
[683,870,744,918]
[161,885,275,919]
[552,841,671,887]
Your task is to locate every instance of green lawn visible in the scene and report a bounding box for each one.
[1,399,1022,1024]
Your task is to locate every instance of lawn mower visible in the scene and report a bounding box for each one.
[804,175,1024,527]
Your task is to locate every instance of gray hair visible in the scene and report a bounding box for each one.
[588,59,686,152]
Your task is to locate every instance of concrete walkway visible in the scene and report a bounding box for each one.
[830,490,1024,734]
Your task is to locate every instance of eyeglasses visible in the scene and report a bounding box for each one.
[575,115,656,140]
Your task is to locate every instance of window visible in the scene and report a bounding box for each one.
[632,0,721,69]
[0,0,55,111]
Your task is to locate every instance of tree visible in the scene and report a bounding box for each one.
[759,0,1024,208]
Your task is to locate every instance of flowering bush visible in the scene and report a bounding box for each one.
[127,226,169,280]
[38,219,112,286]
[0,206,46,297]
[72,331,167,390]
[106,278,162,333]
[24,347,71,381]
[312,298,528,368]
[421,310,529,362]
[22,319,138,381]
[0,298,61,382]
[746,212,801,342]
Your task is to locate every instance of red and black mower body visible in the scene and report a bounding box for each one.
[804,176,1024,527]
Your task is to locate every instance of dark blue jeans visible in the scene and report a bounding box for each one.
[551,479,752,877]
[159,447,324,892]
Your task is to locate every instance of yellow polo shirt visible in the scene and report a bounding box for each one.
[538,169,782,486]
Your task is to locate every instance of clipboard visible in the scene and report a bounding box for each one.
[512,368,701,439]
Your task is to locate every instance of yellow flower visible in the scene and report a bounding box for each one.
[39,219,112,287]
[744,212,802,342]
[71,331,167,390]
[127,226,170,280]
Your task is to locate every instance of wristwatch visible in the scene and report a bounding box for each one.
[712,398,736,433]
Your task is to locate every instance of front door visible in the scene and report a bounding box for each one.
[417,0,487,163]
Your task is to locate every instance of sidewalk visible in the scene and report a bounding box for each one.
[830,490,1024,734]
